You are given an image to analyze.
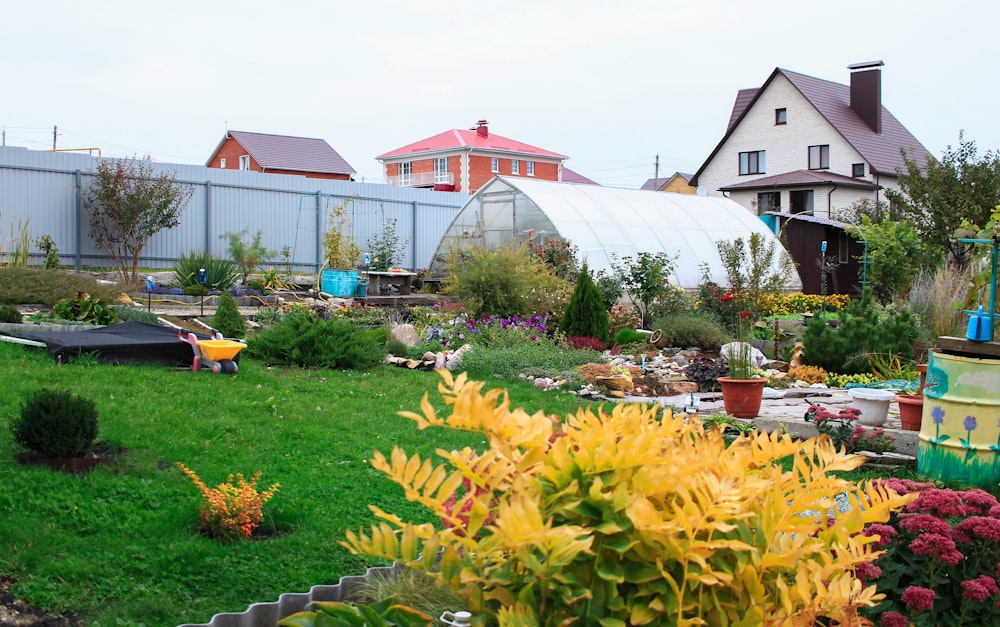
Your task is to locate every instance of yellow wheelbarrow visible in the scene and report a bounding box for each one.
[179,331,245,374]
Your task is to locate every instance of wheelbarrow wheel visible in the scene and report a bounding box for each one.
[220,360,238,374]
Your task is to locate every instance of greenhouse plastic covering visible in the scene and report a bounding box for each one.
[434,176,801,290]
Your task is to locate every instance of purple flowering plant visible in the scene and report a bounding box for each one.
[859,478,1000,626]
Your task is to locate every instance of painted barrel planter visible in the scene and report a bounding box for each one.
[917,350,1000,486]
[320,269,359,298]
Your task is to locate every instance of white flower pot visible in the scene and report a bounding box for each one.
[847,388,896,427]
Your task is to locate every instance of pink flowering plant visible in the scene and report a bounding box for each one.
[859,478,1000,626]
[805,405,896,454]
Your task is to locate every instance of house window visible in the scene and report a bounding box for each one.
[434,157,449,183]
[739,150,765,175]
[775,108,787,125]
[527,161,535,176]
[808,145,830,170]
[790,190,814,215]
[239,155,251,170]
[491,157,499,173]
[852,163,866,178]
[511,159,519,175]
[398,162,412,186]
[220,158,227,169]
[757,192,780,214]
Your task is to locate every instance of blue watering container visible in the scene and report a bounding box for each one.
[321,269,359,298]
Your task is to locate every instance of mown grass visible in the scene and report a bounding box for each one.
[0,341,593,626]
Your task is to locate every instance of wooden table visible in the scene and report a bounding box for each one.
[364,271,417,296]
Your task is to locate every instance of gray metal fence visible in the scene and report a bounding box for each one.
[0,146,471,274]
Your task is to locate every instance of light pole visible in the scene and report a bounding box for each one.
[820,241,828,317]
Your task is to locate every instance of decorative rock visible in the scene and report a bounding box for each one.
[719,342,766,368]
[389,324,420,347]
[669,354,689,366]
[446,343,473,370]
[434,352,447,370]
[534,378,549,390]
[663,381,699,395]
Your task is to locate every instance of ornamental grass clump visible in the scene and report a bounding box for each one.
[343,371,914,627]
[176,462,279,541]
[860,479,1000,626]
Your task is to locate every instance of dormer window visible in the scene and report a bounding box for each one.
[775,108,787,125]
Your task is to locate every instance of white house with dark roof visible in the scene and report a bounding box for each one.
[689,61,934,220]
[206,130,356,180]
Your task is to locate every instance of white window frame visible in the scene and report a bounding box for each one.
[527,161,535,176]
[398,161,412,186]
[239,155,251,170]
[490,157,499,173]
[434,157,449,183]
[808,145,830,170]
[511,159,519,175]
[220,158,227,169]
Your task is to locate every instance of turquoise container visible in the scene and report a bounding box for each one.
[321,269,359,298]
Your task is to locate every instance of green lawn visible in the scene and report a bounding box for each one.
[0,342,591,626]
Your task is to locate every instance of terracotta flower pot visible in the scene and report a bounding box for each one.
[896,394,924,431]
[717,377,766,418]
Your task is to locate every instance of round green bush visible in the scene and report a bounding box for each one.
[11,389,99,458]
[651,312,729,351]
[0,305,23,324]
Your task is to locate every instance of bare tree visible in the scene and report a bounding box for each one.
[83,156,193,282]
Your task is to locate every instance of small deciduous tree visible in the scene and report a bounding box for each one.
[887,131,1000,262]
[716,232,796,318]
[561,265,609,344]
[222,229,272,284]
[846,215,937,302]
[609,251,677,329]
[83,156,193,282]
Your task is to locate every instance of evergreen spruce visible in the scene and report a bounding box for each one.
[561,265,610,344]
[212,291,247,339]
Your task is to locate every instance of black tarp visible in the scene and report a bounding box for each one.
[3,321,211,366]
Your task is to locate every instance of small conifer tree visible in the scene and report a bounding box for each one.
[212,292,247,339]
[561,265,610,344]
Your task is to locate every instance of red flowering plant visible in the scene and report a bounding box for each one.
[858,478,1000,626]
[806,405,896,454]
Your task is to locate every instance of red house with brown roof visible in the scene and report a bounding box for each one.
[376,120,570,194]
[206,130,356,180]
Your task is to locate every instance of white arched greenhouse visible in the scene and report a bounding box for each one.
[432,176,801,290]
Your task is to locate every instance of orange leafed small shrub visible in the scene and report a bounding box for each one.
[177,462,279,541]
[788,364,829,385]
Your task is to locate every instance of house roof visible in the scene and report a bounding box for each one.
[208,130,356,175]
[762,210,850,230]
[719,169,878,192]
[641,172,693,190]
[377,128,567,160]
[562,167,599,185]
[691,66,934,187]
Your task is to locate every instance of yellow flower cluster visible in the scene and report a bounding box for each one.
[177,462,279,541]
[755,292,852,316]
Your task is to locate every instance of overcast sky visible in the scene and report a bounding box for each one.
[4,0,998,189]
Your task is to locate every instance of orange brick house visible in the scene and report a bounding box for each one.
[376,120,569,194]
[206,130,356,180]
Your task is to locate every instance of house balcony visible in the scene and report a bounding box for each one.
[386,171,454,188]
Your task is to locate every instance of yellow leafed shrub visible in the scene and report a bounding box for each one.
[343,371,914,627]
[177,462,279,541]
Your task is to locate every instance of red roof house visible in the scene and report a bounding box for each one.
[206,130,356,180]
[376,120,570,194]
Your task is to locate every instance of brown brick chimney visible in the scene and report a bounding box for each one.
[848,60,884,134]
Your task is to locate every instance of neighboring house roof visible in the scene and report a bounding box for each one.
[640,172,693,190]
[691,66,934,186]
[719,169,878,192]
[562,167,599,185]
[377,128,567,160]
[208,130,356,175]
